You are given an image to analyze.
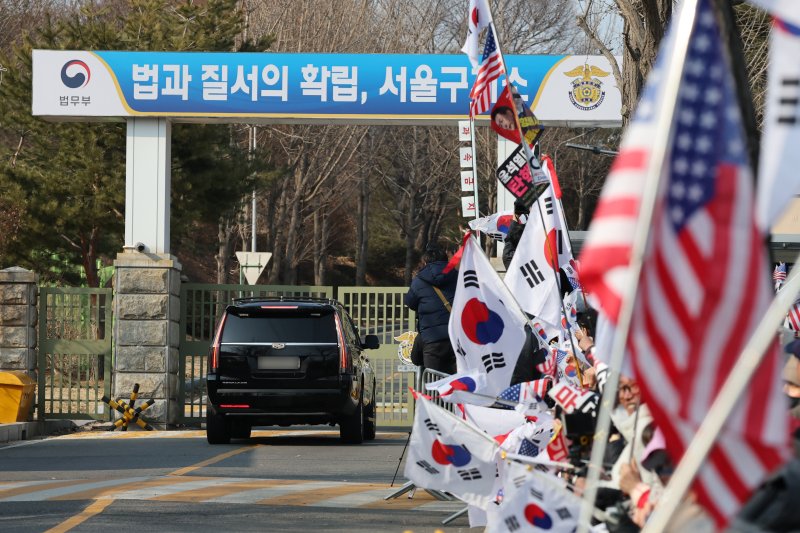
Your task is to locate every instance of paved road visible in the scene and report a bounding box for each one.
[0,428,468,532]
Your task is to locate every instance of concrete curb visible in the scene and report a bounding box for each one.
[0,420,89,444]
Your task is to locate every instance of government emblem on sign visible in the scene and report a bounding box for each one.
[564,64,610,111]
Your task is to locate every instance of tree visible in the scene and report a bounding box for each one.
[577,0,672,126]
[0,0,271,286]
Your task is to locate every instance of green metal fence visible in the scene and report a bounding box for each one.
[178,284,335,422]
[337,287,417,427]
[38,287,112,420]
[178,284,418,427]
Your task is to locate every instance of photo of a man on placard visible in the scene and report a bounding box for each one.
[491,104,518,132]
[490,84,544,147]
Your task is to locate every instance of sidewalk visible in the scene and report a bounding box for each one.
[0,420,95,445]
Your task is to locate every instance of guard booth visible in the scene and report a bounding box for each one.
[31,50,622,426]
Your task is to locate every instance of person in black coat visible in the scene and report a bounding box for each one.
[404,244,458,374]
[502,198,529,269]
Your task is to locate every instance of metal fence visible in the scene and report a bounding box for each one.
[32,283,422,427]
[178,284,335,422]
[37,287,112,420]
[177,284,420,427]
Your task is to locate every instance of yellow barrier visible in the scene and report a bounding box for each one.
[0,371,35,423]
[101,383,155,431]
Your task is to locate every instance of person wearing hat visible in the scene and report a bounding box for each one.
[404,242,458,374]
[502,198,530,269]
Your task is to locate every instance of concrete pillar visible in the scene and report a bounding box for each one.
[0,267,38,378]
[113,252,181,427]
[125,117,171,254]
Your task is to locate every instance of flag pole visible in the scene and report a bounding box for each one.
[576,0,702,530]
[642,251,800,532]
[487,19,582,366]
[469,117,481,222]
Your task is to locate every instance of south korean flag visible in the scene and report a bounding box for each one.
[487,461,582,533]
[504,186,567,328]
[404,393,498,508]
[450,234,528,396]
[756,16,800,232]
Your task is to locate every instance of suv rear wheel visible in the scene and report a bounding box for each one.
[206,405,231,445]
[340,393,364,444]
[364,384,376,441]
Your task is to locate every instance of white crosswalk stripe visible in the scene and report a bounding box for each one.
[313,488,397,508]
[206,481,342,504]
[0,477,151,502]
[0,480,66,491]
[0,475,465,512]
[103,477,251,500]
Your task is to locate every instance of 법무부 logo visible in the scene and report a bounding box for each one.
[564,63,610,111]
[60,60,91,89]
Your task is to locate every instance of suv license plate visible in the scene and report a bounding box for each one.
[258,356,300,370]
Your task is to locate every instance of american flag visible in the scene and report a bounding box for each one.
[580,0,789,526]
[773,262,787,292]
[496,379,551,407]
[786,299,800,333]
[469,27,504,118]
[535,347,556,379]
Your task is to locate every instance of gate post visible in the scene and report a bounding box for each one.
[0,267,38,379]
[113,252,182,427]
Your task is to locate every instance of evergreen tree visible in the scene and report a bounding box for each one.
[0,0,272,286]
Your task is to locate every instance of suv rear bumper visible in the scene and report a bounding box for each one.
[207,373,360,422]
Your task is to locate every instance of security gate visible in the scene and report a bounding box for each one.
[37,287,112,420]
[178,284,335,423]
[178,284,418,428]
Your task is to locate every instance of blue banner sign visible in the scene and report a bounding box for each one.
[32,50,622,125]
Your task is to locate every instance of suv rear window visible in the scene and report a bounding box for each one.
[220,308,337,344]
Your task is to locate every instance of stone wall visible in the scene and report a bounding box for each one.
[0,267,38,376]
[113,252,181,427]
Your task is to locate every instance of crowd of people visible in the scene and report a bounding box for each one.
[405,238,800,531]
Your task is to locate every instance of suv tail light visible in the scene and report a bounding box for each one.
[334,314,348,372]
[210,312,228,371]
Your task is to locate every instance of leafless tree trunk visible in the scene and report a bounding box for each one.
[577,0,671,125]
[216,217,236,284]
[355,130,373,286]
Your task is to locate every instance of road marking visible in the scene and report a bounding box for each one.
[0,480,66,492]
[0,479,96,500]
[52,430,408,440]
[254,483,385,506]
[411,501,466,512]
[51,476,194,501]
[0,476,463,512]
[205,480,342,504]
[313,487,397,508]
[44,498,114,533]
[0,477,150,502]
[168,444,262,476]
[106,477,246,500]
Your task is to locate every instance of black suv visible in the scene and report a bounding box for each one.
[206,297,379,444]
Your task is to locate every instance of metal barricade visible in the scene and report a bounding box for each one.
[417,368,455,412]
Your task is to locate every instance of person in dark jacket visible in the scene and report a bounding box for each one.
[502,198,529,269]
[404,244,458,374]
